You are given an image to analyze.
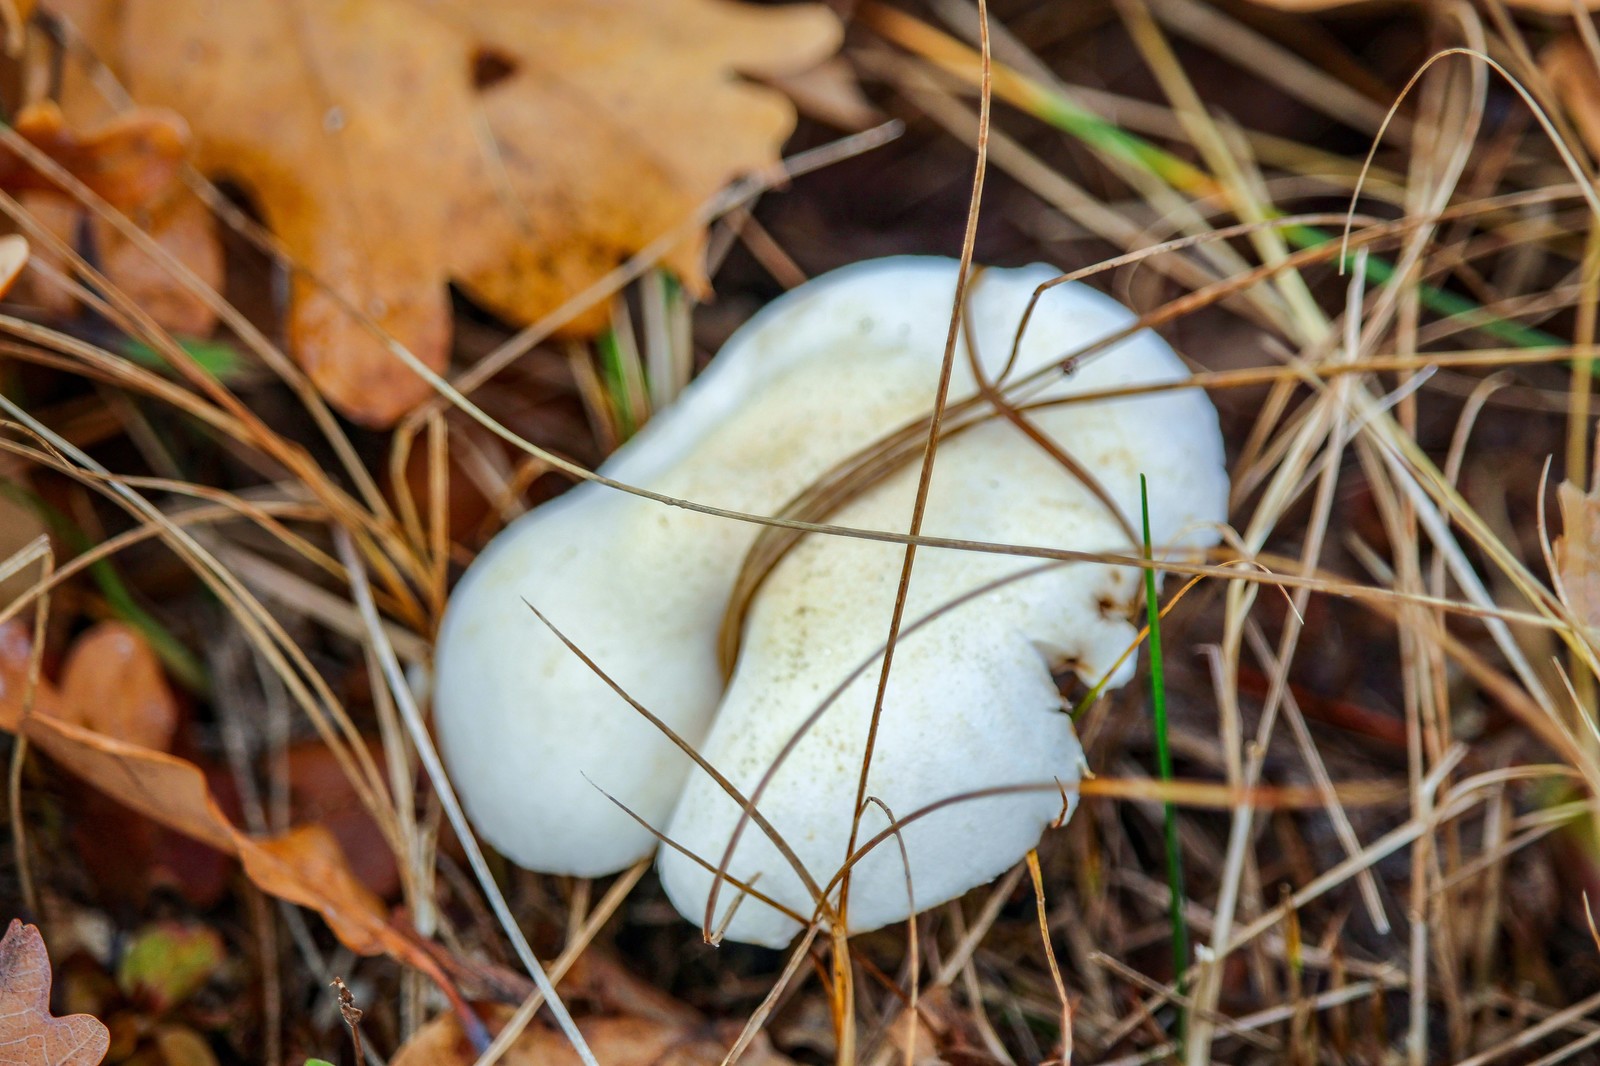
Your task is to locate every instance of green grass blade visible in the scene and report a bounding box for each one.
[597,327,639,440]
[122,336,245,380]
[1141,474,1190,1031]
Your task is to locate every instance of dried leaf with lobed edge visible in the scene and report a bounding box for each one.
[5,91,222,337]
[44,0,842,425]
[0,919,110,1066]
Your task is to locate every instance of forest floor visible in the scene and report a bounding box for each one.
[5,1,1600,1064]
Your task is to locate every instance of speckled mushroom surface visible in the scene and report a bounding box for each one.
[432,257,1228,943]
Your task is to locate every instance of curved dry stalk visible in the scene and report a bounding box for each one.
[830,16,993,1022]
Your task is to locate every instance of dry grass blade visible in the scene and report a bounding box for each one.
[335,530,598,1066]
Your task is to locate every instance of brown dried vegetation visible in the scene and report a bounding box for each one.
[5,1,1600,1065]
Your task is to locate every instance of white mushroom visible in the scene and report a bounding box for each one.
[432,258,1228,932]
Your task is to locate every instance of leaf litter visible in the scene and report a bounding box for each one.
[8,0,1600,1064]
[0,622,463,1001]
[40,0,841,425]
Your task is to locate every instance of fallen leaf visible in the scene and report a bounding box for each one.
[1556,479,1600,629]
[2,101,187,210]
[13,1,216,335]
[0,618,61,730]
[13,196,82,321]
[4,621,236,909]
[25,715,235,851]
[0,919,110,1066]
[26,708,466,995]
[0,625,449,983]
[114,923,224,1016]
[57,620,179,752]
[1545,38,1600,167]
[45,0,841,425]
[284,739,400,899]
[391,1005,796,1066]
[21,713,403,952]
[97,188,223,339]
[18,183,221,338]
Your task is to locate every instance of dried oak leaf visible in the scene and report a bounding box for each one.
[47,0,841,426]
[0,621,232,907]
[20,185,223,339]
[19,713,422,962]
[0,919,110,1066]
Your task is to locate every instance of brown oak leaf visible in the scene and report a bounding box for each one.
[0,920,109,1066]
[45,0,841,425]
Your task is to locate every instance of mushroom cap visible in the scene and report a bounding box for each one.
[655,260,1228,946]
